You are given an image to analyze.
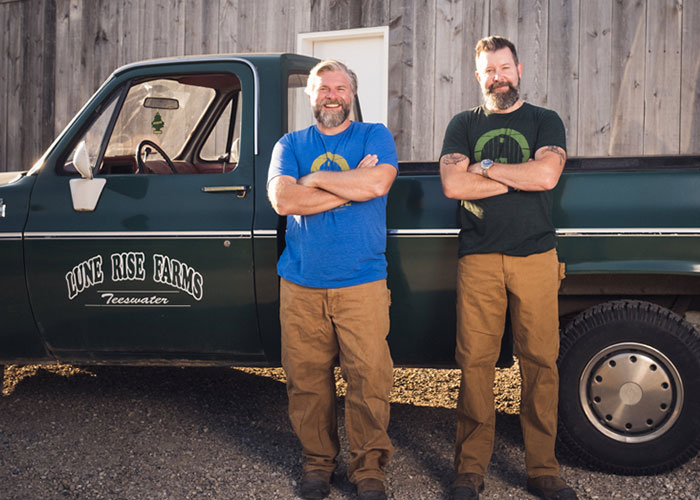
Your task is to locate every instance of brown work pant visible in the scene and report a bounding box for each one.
[454,249,564,478]
[280,278,394,483]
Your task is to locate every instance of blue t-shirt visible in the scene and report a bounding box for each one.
[267,121,398,288]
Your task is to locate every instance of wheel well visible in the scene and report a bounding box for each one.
[558,273,700,324]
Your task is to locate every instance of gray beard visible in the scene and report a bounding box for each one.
[483,82,520,110]
[314,99,351,128]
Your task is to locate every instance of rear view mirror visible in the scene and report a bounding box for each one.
[143,97,179,110]
[73,140,92,179]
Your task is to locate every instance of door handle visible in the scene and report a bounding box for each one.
[0,198,5,218]
[202,185,252,198]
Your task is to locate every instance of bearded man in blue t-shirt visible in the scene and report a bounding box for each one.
[267,60,398,500]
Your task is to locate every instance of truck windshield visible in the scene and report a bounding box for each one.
[62,72,243,176]
[106,78,214,158]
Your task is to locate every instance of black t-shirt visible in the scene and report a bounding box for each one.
[440,102,567,257]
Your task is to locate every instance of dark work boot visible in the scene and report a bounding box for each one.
[451,473,484,500]
[356,477,387,500]
[299,469,332,499]
[527,475,579,500]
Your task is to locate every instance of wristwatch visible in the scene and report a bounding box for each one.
[480,159,494,178]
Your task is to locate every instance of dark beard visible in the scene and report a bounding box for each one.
[483,80,520,110]
[313,98,351,128]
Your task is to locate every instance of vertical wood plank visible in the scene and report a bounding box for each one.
[6,0,23,170]
[161,1,187,54]
[21,0,53,167]
[361,0,390,26]
[578,0,612,155]
[311,0,363,31]
[434,0,461,157]
[433,0,488,159]
[185,0,219,55]
[117,0,139,65]
[547,0,579,155]
[133,0,185,60]
[76,0,99,113]
[38,0,56,165]
[388,0,414,159]
[460,0,489,111]
[609,0,646,155]
[290,0,312,52]
[680,0,700,153]
[92,0,120,93]
[54,0,79,134]
[517,0,547,106]
[235,0,257,52]
[644,0,682,154]
[256,0,296,52]
[489,0,518,41]
[0,3,8,170]
[218,0,240,53]
[411,0,436,160]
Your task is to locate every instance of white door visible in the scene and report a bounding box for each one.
[298,27,388,126]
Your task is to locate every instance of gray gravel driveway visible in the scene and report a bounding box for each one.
[1,362,699,500]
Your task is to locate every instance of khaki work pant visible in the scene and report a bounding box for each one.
[454,249,564,478]
[280,278,394,483]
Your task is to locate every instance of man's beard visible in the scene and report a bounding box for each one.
[483,79,520,110]
[314,98,351,128]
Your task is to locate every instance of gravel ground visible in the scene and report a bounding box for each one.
[1,354,699,500]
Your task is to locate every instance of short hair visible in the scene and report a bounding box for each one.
[475,36,519,65]
[305,59,358,96]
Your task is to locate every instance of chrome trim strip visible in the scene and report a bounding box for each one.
[253,229,277,238]
[0,232,23,239]
[387,229,459,237]
[557,228,700,237]
[387,228,700,237]
[21,228,700,240]
[24,231,252,240]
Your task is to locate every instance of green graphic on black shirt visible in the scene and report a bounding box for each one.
[473,127,531,163]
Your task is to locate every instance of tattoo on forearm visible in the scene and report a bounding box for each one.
[442,153,467,165]
[544,146,566,166]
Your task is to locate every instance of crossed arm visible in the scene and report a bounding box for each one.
[439,145,566,200]
[268,154,398,216]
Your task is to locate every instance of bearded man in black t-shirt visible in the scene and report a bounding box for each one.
[439,36,578,500]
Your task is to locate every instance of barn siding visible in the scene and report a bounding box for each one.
[1,0,699,170]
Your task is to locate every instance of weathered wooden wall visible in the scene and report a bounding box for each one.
[1,0,699,171]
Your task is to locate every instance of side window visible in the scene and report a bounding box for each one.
[200,90,242,167]
[63,94,120,175]
[62,73,243,176]
[288,72,315,133]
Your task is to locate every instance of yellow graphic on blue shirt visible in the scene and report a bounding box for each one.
[311,152,352,208]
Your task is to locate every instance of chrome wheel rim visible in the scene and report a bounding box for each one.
[579,342,683,443]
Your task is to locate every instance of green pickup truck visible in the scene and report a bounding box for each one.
[1,53,699,475]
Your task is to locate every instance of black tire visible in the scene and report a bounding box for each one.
[558,300,700,474]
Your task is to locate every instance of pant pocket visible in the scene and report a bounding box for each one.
[558,261,566,283]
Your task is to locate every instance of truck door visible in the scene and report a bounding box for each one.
[24,62,264,362]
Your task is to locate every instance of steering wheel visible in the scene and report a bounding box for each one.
[136,139,177,174]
